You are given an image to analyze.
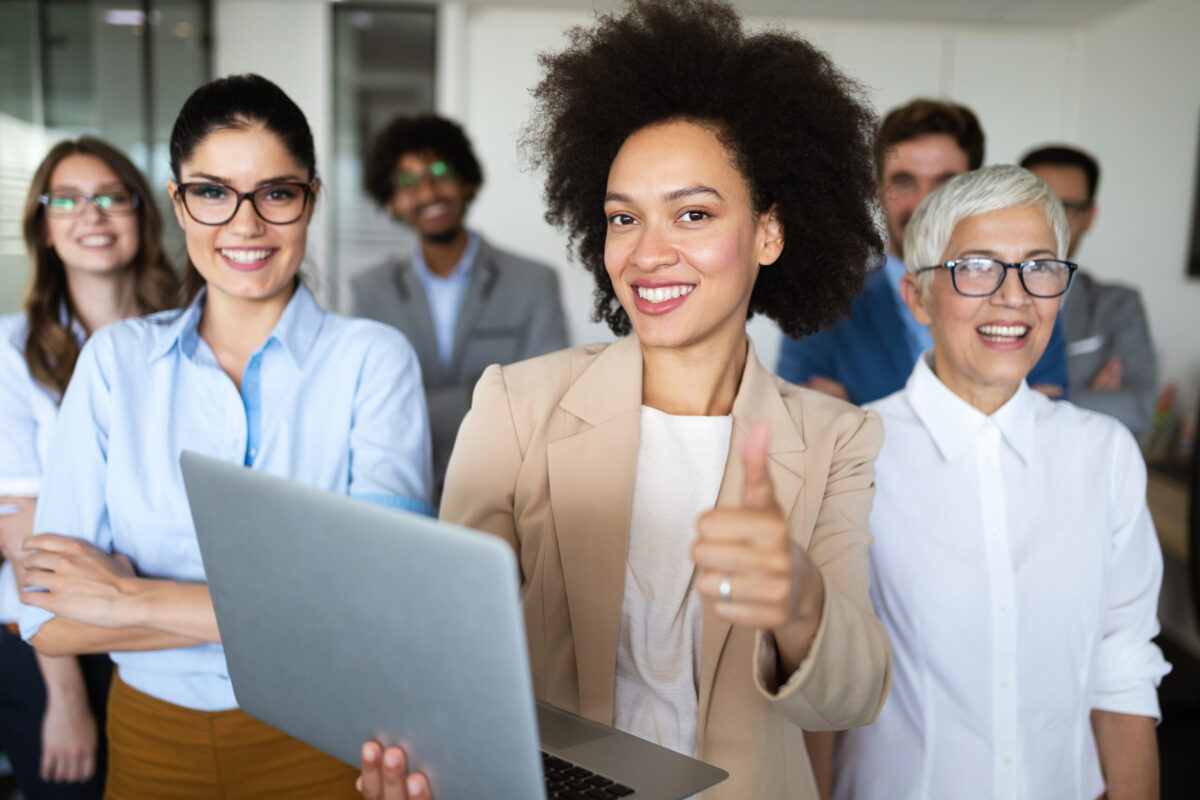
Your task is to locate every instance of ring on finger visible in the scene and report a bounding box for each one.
[717,575,732,602]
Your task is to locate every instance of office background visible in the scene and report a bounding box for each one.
[2,0,1197,420]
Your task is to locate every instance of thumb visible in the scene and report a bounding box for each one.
[741,420,776,510]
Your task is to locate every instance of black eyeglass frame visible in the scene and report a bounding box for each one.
[39,190,141,217]
[174,181,318,226]
[915,258,1079,298]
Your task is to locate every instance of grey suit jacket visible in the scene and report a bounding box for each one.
[349,235,569,491]
[1061,270,1157,435]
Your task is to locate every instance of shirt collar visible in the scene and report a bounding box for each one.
[904,353,1036,465]
[411,231,480,284]
[147,282,325,366]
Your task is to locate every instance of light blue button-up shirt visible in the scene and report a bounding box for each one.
[411,232,480,367]
[20,284,432,710]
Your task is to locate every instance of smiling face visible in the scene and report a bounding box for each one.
[602,120,782,354]
[169,124,315,308]
[880,134,970,257]
[43,154,140,277]
[902,205,1061,412]
[387,150,472,243]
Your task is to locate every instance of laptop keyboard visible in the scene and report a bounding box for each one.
[542,751,636,798]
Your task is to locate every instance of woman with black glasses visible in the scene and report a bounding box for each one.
[831,165,1168,799]
[17,74,431,798]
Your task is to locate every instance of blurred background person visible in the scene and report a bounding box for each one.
[0,136,177,798]
[351,114,568,497]
[833,165,1167,800]
[1021,145,1157,435]
[776,99,1069,404]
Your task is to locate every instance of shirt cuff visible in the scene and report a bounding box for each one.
[18,598,55,643]
[353,493,436,518]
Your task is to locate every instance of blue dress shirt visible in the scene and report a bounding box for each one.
[776,262,1069,405]
[411,233,480,367]
[20,284,432,710]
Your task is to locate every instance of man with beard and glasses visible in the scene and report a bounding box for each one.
[351,115,568,497]
[776,98,1069,405]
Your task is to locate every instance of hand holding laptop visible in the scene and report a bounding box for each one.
[358,741,433,800]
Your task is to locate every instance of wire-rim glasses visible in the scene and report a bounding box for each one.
[40,189,140,218]
[175,181,316,226]
[915,258,1078,298]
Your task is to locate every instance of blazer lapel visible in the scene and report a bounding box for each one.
[696,343,807,736]
[546,336,643,723]
[448,240,499,379]
[390,262,441,380]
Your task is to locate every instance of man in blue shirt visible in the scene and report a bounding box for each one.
[777,99,1068,404]
[351,115,568,494]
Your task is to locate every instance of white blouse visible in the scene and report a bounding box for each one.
[612,405,731,757]
[834,354,1169,800]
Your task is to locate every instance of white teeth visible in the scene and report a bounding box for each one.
[977,324,1029,338]
[220,249,272,264]
[79,235,114,246]
[636,285,694,303]
[419,202,450,220]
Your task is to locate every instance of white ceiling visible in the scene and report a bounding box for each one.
[451,0,1149,27]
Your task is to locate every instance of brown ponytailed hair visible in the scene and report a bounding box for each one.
[20,137,179,397]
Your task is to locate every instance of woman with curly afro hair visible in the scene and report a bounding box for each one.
[359,1,891,798]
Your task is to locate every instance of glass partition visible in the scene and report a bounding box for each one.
[330,3,436,309]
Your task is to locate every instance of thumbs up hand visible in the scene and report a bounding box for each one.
[692,421,826,676]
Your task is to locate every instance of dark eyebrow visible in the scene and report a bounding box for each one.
[604,185,723,204]
[664,185,722,202]
[187,173,305,187]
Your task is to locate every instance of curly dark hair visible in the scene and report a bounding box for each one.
[362,114,484,207]
[524,0,883,338]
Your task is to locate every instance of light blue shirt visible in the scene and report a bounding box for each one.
[0,310,84,623]
[882,252,934,358]
[20,284,433,710]
[411,232,480,367]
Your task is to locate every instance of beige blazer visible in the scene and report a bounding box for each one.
[441,336,891,799]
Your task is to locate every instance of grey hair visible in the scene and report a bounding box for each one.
[903,164,1070,291]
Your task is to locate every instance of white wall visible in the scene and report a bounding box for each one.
[205,0,1200,419]
[1075,0,1200,418]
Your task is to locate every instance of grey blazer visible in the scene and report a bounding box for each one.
[349,235,569,491]
[1061,270,1157,435]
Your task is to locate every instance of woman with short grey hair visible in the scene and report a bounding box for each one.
[833,164,1168,799]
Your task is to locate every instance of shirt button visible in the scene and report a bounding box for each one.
[249,447,257,458]
[989,528,1000,537]
[999,680,1010,689]
[1002,757,1012,766]
[998,604,1008,613]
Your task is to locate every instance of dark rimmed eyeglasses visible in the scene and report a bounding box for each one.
[391,161,455,192]
[40,189,140,218]
[174,181,317,225]
[915,258,1078,298]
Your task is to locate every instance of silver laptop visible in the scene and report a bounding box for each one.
[180,452,728,800]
